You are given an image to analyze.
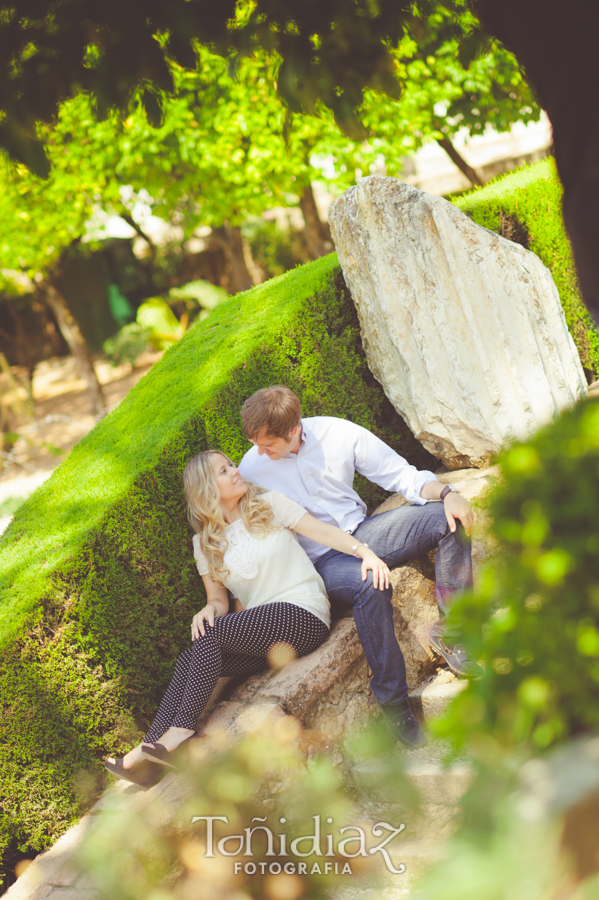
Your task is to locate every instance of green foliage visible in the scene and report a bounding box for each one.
[0,254,432,883]
[436,397,599,752]
[455,158,599,377]
[102,323,152,369]
[400,4,539,139]
[136,298,185,350]
[244,219,311,280]
[0,30,541,282]
[168,279,228,311]
[0,0,414,170]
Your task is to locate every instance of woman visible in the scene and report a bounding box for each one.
[105,450,390,786]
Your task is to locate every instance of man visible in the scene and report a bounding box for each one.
[238,385,475,749]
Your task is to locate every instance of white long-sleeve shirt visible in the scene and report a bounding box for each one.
[238,416,437,562]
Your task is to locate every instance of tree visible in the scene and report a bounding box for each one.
[302,4,540,191]
[395,3,541,185]
[472,0,599,324]
[0,119,127,414]
[0,21,540,320]
[3,0,595,325]
[0,0,409,174]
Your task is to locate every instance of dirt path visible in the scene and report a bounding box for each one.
[0,351,163,531]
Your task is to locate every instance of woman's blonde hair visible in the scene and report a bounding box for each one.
[182,450,277,583]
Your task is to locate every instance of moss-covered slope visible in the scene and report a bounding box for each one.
[454,157,599,378]
[0,254,432,881]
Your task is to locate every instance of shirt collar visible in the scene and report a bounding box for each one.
[282,420,308,458]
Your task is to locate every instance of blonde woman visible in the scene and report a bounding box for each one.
[105,450,390,786]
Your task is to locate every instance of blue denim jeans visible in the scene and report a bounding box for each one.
[313,501,473,706]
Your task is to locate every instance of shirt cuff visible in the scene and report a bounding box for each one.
[403,472,438,505]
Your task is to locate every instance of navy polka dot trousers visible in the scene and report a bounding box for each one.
[144,601,329,743]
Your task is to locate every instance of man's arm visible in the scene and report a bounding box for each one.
[349,421,473,534]
[420,481,474,536]
[350,421,438,504]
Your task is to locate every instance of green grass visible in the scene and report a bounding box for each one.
[454,157,599,377]
[0,253,432,882]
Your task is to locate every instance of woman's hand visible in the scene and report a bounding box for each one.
[192,604,217,640]
[357,547,390,590]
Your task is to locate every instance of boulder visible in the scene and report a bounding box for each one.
[328,175,587,468]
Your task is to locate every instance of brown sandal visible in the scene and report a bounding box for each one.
[104,757,163,788]
[141,734,196,770]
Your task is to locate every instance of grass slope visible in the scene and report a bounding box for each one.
[0,254,432,882]
[454,157,599,378]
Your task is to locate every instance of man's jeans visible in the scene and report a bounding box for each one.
[313,501,473,707]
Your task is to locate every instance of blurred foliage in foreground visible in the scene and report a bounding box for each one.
[76,716,417,900]
[437,396,599,753]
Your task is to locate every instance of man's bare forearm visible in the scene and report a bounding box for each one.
[420,480,446,500]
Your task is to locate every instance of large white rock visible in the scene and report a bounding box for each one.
[329,175,587,468]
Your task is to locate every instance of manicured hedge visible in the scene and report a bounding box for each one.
[454,158,599,379]
[0,254,433,884]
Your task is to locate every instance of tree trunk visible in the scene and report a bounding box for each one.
[120,212,157,262]
[299,183,333,259]
[211,226,255,294]
[43,282,106,417]
[437,136,484,187]
[474,0,599,326]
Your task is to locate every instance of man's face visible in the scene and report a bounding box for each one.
[251,425,301,460]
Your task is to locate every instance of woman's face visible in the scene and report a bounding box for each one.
[211,453,247,504]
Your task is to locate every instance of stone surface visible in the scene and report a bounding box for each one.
[329,175,587,468]
[409,674,467,722]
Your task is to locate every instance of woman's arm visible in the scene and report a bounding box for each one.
[292,513,390,590]
[192,574,230,639]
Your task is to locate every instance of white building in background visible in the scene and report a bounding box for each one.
[381,113,552,197]
[308,113,553,224]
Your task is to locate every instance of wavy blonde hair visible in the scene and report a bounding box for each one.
[183,450,278,583]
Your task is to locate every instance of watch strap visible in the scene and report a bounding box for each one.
[440,484,457,501]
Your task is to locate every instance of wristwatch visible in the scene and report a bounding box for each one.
[440,484,459,501]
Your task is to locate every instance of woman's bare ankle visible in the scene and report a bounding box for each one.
[107,743,144,770]
[154,727,195,752]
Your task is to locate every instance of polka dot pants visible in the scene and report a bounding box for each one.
[143,601,329,742]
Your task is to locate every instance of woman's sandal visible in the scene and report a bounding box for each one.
[104,757,164,788]
[141,734,196,770]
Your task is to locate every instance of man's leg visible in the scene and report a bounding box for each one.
[315,502,473,746]
[315,548,425,748]
[353,501,477,677]
[351,501,472,613]
[314,550,408,706]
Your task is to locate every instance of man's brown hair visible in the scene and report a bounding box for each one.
[241,385,302,440]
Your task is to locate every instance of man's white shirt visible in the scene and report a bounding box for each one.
[238,416,437,563]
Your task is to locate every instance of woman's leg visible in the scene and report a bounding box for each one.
[143,647,192,744]
[165,602,328,732]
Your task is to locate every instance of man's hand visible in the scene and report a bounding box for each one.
[357,547,391,590]
[419,481,474,536]
[443,492,473,537]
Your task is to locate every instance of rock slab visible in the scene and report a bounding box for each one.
[329,175,587,468]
